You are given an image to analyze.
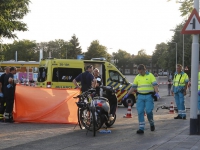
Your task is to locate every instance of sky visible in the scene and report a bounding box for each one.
[3,0,184,55]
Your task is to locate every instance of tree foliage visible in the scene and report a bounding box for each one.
[167,23,192,73]
[133,49,150,66]
[152,43,168,69]
[0,34,83,61]
[112,49,132,68]
[0,0,30,39]
[3,40,37,61]
[84,40,107,60]
[68,34,82,59]
[168,0,193,17]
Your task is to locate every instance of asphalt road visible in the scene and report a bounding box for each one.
[0,76,192,150]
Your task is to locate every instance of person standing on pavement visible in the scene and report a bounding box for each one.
[4,67,17,123]
[188,78,191,97]
[93,68,102,96]
[73,65,96,92]
[123,64,159,134]
[171,64,189,120]
[168,74,172,96]
[0,67,10,121]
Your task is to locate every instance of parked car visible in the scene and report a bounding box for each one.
[158,72,168,76]
[163,72,168,76]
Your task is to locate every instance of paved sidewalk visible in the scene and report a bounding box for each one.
[151,93,200,150]
[0,81,200,149]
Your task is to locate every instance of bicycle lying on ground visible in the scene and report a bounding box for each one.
[156,104,190,113]
[73,86,117,137]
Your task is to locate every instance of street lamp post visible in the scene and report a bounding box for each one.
[183,34,184,68]
[170,42,177,69]
[170,29,184,68]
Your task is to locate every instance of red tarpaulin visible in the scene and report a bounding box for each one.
[13,85,80,124]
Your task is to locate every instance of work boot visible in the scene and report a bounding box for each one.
[5,119,14,123]
[136,129,144,134]
[182,116,186,120]
[5,115,15,123]
[150,125,155,131]
[174,115,181,119]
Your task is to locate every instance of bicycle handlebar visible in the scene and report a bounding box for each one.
[73,86,116,100]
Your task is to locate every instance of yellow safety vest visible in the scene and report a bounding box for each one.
[173,72,189,87]
[133,72,157,94]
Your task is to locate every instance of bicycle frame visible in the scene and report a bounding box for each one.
[74,87,117,136]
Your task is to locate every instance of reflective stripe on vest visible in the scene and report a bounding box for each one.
[136,74,155,93]
[173,73,187,87]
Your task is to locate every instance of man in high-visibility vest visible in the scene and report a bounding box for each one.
[123,64,159,134]
[171,64,189,119]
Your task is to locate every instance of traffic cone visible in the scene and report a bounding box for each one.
[123,102,132,118]
[169,102,174,114]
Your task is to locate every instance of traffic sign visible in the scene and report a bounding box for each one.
[181,8,200,34]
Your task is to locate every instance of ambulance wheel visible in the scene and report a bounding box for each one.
[122,95,135,108]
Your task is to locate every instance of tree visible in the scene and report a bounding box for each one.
[168,0,193,17]
[152,43,168,69]
[112,49,132,68]
[133,49,150,66]
[67,34,82,59]
[3,40,37,61]
[0,0,30,39]
[84,40,107,60]
[167,23,192,73]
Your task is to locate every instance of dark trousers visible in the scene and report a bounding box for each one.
[5,96,14,114]
[107,95,117,116]
[0,97,6,119]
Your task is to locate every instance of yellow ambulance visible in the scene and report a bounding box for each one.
[36,58,136,107]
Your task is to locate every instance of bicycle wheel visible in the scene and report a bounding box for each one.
[91,106,96,137]
[95,109,103,130]
[80,108,91,130]
[77,108,85,129]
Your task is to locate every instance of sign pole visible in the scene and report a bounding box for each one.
[190,0,199,135]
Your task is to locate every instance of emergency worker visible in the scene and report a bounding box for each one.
[123,64,159,134]
[93,68,102,96]
[171,64,189,119]
[188,78,191,97]
[0,67,10,121]
[168,78,172,96]
[4,67,17,123]
[73,65,96,92]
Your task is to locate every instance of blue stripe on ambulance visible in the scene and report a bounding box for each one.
[121,84,129,91]
[113,82,119,88]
